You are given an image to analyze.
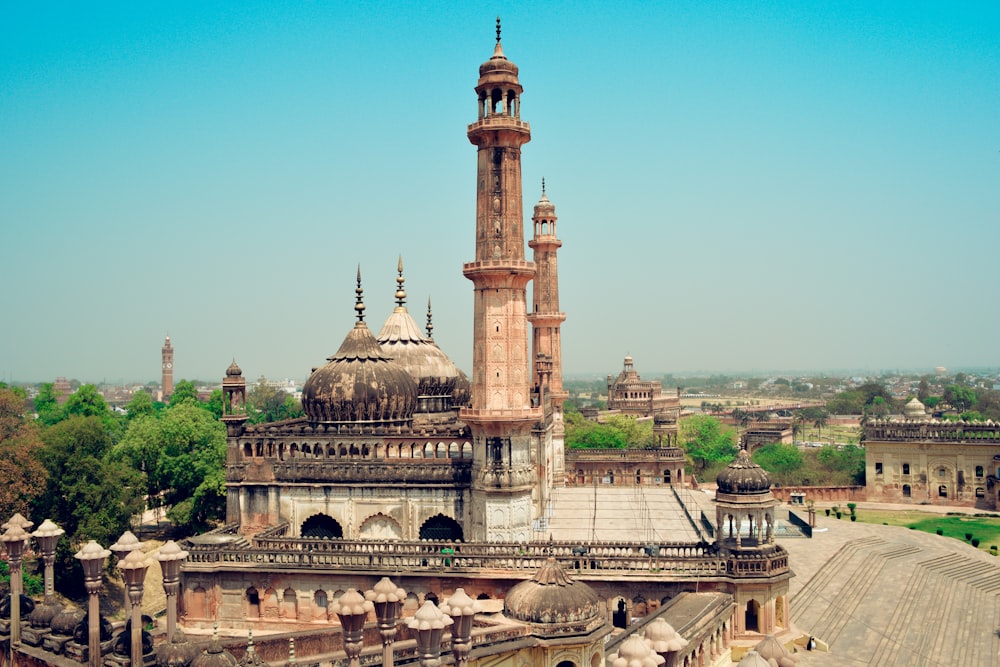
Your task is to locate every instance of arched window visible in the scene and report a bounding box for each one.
[976,465,985,477]
[246,587,260,619]
[419,514,464,541]
[938,485,948,498]
[902,484,911,497]
[301,514,343,539]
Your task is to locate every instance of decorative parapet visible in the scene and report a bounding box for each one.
[864,419,1000,443]
[565,448,685,462]
[182,530,790,582]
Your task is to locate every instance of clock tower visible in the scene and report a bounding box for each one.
[161,335,174,401]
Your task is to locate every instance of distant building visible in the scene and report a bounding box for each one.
[52,376,71,404]
[605,355,681,446]
[864,399,1000,509]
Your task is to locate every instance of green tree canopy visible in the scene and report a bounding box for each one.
[943,384,977,412]
[752,443,803,477]
[169,379,199,406]
[113,402,227,531]
[247,378,304,423]
[125,390,156,420]
[679,415,738,479]
[34,416,143,544]
[32,382,63,425]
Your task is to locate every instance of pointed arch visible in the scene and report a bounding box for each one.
[301,514,343,539]
[418,514,464,541]
[359,513,403,541]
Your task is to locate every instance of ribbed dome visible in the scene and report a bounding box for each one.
[716,450,771,495]
[533,191,555,216]
[191,636,237,667]
[504,558,603,629]
[302,322,417,424]
[225,360,242,377]
[375,262,468,412]
[479,41,519,78]
[302,270,417,425]
[904,397,926,418]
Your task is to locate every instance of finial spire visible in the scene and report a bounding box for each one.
[496,16,502,44]
[395,255,407,308]
[426,297,434,339]
[354,265,366,324]
[541,177,546,195]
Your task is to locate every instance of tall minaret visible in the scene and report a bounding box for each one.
[527,180,568,488]
[462,19,540,543]
[161,336,174,401]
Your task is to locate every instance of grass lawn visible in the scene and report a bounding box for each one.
[850,508,1000,553]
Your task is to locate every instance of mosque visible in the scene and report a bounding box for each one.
[176,21,799,666]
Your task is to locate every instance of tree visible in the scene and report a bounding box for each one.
[113,402,228,531]
[917,378,931,402]
[247,378,304,423]
[603,414,655,447]
[679,415,738,478]
[170,380,199,406]
[205,389,225,419]
[124,390,156,420]
[975,390,1000,420]
[0,388,48,517]
[33,415,144,594]
[32,383,63,425]
[752,443,803,478]
[943,384,976,412]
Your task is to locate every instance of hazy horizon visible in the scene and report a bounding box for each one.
[3,2,998,384]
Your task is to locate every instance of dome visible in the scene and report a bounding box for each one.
[504,558,603,630]
[736,651,773,667]
[904,397,926,418]
[156,630,202,667]
[716,449,772,495]
[225,360,242,377]
[375,262,470,411]
[478,19,520,84]
[302,274,418,425]
[533,190,555,217]
[191,635,237,667]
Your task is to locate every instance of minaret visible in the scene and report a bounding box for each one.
[527,180,567,408]
[527,180,568,488]
[161,336,174,401]
[462,19,540,543]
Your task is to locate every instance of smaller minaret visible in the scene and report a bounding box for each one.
[222,360,248,437]
[527,180,567,410]
[161,336,174,401]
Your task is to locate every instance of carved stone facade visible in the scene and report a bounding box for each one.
[606,355,681,446]
[864,415,1000,509]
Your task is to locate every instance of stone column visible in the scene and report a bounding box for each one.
[75,541,110,667]
[1,524,29,651]
[118,549,152,667]
[155,541,189,641]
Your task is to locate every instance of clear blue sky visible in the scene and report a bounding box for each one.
[2,1,998,384]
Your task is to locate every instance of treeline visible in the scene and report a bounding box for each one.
[825,379,1000,420]
[565,410,863,486]
[0,378,302,596]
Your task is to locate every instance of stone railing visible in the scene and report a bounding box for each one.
[865,419,1000,443]
[565,448,685,462]
[226,460,473,485]
[181,529,783,580]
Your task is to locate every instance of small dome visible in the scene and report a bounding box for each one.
[904,397,926,418]
[504,558,603,630]
[191,636,238,667]
[533,190,555,217]
[716,450,771,495]
[156,630,202,667]
[225,360,242,377]
[49,606,84,636]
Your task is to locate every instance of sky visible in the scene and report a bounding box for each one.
[2,1,998,385]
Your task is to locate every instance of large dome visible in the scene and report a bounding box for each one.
[716,449,771,495]
[504,558,603,632]
[302,275,417,425]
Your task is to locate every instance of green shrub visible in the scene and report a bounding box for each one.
[965,532,973,541]
[825,509,830,516]
[835,512,842,519]
[972,538,980,547]
[936,529,943,535]
[850,515,857,522]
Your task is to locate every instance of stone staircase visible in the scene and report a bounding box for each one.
[789,530,1000,666]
